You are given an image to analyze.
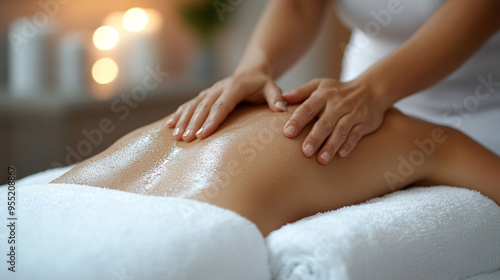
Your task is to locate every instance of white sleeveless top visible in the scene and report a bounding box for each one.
[336,0,500,155]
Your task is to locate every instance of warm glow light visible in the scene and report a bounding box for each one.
[103,12,125,30]
[92,58,118,84]
[123,8,148,32]
[142,9,163,33]
[93,26,119,50]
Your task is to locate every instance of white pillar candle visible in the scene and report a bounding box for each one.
[57,32,90,95]
[119,8,163,88]
[120,32,160,87]
[8,17,56,97]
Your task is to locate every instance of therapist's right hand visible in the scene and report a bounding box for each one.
[166,69,286,141]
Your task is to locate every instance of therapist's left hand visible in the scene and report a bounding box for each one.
[282,78,388,164]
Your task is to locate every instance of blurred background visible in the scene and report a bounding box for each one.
[0,0,350,184]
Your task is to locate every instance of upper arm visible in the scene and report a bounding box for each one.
[369,0,500,102]
[408,0,500,63]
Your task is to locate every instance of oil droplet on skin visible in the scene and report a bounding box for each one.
[53,105,301,204]
[141,144,182,193]
[60,125,161,187]
[173,136,228,198]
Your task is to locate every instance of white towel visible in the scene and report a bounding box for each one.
[266,186,500,280]
[0,180,270,280]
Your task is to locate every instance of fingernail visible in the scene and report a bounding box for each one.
[339,149,349,158]
[196,127,204,136]
[275,101,286,111]
[173,127,181,136]
[284,125,296,136]
[183,129,192,138]
[304,144,315,156]
[320,152,330,162]
[167,118,174,125]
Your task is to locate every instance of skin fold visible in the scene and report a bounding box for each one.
[53,105,500,236]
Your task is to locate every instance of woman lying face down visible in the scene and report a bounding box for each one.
[52,104,500,236]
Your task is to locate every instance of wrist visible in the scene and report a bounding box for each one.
[234,51,273,77]
[353,71,396,110]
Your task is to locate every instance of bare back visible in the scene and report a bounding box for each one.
[53,105,442,235]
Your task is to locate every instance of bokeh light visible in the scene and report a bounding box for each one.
[103,12,125,30]
[92,58,118,84]
[123,8,148,32]
[93,26,119,50]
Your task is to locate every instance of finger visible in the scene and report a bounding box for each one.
[183,90,221,141]
[166,104,184,128]
[196,91,241,139]
[263,81,286,112]
[315,115,358,163]
[282,79,321,104]
[337,124,369,158]
[300,111,343,158]
[167,87,210,128]
[282,91,326,139]
[173,99,200,140]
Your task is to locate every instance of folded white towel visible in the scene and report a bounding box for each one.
[0,181,270,280]
[266,186,500,280]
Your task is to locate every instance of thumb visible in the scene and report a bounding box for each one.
[263,81,286,112]
[282,79,320,104]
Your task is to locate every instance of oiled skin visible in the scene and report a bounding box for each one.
[53,105,500,236]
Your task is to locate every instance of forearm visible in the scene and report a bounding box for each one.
[357,0,500,107]
[235,0,329,78]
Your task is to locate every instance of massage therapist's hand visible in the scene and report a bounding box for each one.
[166,69,286,141]
[282,78,389,164]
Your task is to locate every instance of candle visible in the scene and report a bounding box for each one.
[8,17,56,97]
[119,8,163,88]
[120,32,160,87]
[90,8,163,93]
[57,32,90,95]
